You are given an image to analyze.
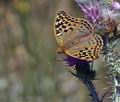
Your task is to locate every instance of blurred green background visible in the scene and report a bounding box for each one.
[0,0,111,102]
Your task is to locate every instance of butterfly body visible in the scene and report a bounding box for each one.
[54,11,103,61]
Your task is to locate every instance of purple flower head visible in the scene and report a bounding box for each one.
[112,0,120,10]
[75,0,120,23]
[75,0,102,23]
[64,55,91,67]
[65,55,96,80]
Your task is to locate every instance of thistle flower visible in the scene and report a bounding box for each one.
[64,56,91,67]
[75,0,120,44]
[75,0,120,23]
[75,0,102,23]
[68,57,102,102]
[62,49,103,101]
[66,56,109,102]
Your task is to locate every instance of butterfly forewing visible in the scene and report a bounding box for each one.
[54,11,93,46]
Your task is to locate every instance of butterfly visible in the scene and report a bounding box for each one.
[54,11,103,61]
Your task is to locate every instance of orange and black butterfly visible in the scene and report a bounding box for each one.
[54,11,104,61]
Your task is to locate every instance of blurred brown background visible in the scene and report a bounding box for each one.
[0,0,112,102]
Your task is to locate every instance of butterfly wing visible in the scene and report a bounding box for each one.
[65,34,103,61]
[54,11,103,61]
[54,11,93,46]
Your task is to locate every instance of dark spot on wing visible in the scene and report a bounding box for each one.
[68,24,71,26]
[69,28,73,31]
[83,52,86,55]
[79,50,83,52]
[64,30,68,32]
[65,21,68,24]
[62,25,66,28]
[56,18,60,22]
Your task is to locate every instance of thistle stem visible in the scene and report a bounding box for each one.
[70,71,101,102]
[82,78,101,102]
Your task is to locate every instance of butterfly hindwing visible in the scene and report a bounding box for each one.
[65,34,103,61]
